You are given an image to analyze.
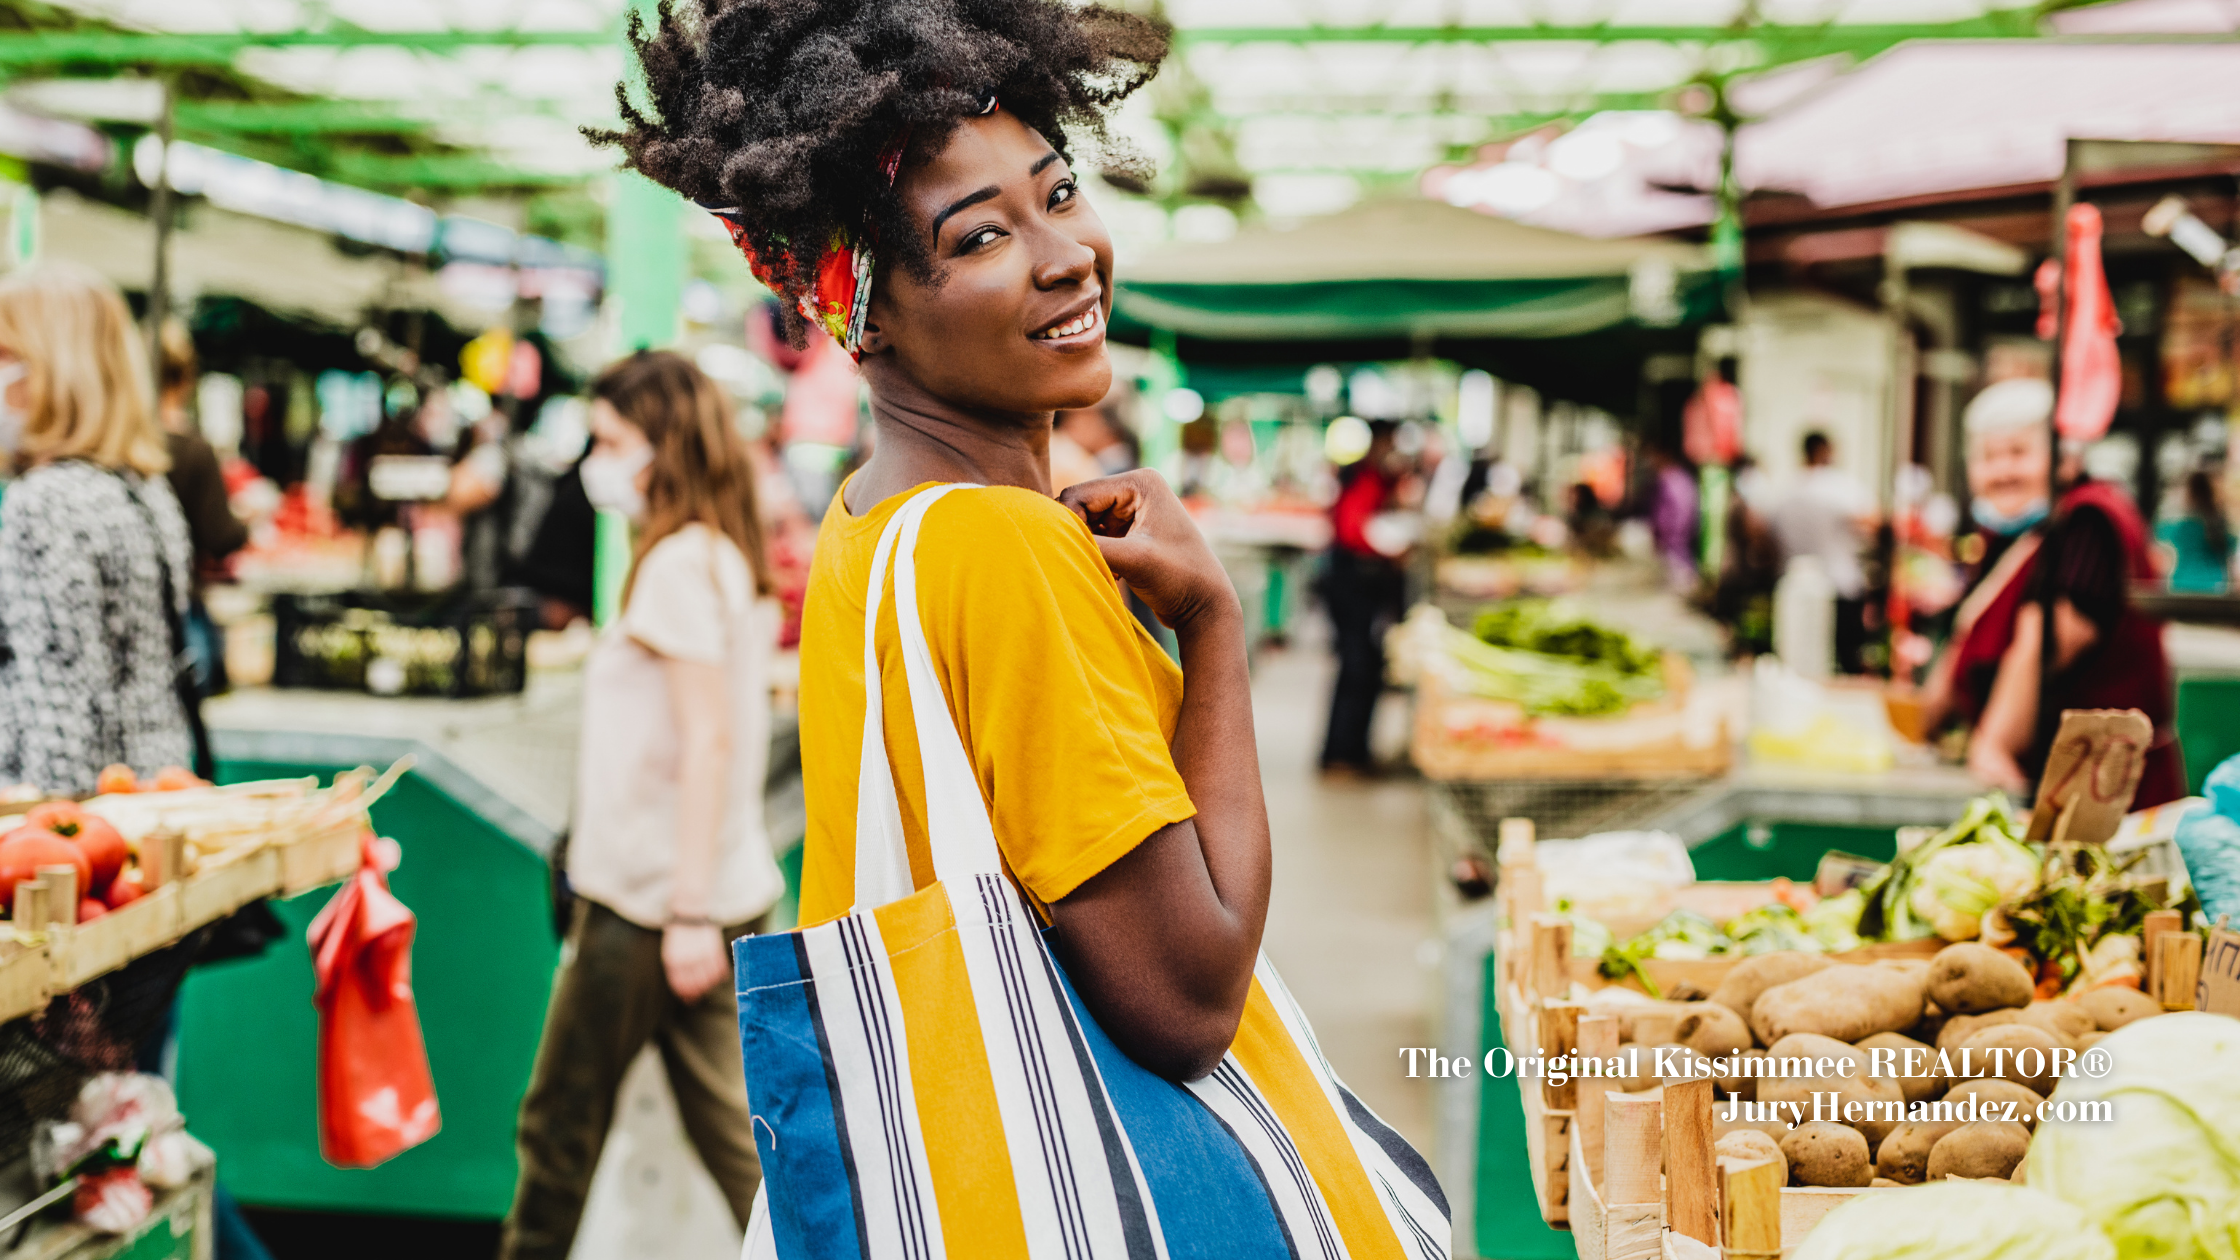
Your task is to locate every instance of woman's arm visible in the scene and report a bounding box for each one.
[655,652,734,1001]
[1053,471,1272,1081]
[1968,598,2102,793]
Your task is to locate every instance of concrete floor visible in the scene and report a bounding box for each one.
[1252,637,1439,1155]
[568,625,1441,1257]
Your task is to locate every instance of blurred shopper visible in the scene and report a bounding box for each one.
[1319,421,1405,776]
[156,320,248,696]
[0,264,202,790]
[1643,439,1699,590]
[1769,431,1877,672]
[1714,452,1781,657]
[501,352,784,1260]
[2157,470,2233,594]
[1916,379,2182,806]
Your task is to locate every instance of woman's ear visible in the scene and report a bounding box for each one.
[859,318,888,356]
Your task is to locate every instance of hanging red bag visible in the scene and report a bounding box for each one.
[306,834,440,1168]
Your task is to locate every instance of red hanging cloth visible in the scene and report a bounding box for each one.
[306,834,441,1168]
[2053,203,2124,443]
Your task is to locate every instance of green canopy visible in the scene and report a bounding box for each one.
[1113,198,1715,341]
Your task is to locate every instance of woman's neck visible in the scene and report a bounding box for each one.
[843,374,1052,514]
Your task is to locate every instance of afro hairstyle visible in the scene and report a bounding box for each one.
[590,0,1169,345]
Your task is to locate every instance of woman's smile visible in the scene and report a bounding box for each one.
[1030,299,1104,347]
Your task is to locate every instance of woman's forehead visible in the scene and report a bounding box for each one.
[899,112,1055,211]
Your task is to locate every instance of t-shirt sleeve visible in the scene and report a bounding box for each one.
[623,527,729,664]
[913,489,1195,904]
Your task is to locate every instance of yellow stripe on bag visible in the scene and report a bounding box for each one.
[1231,983,1408,1260]
[876,886,1031,1259]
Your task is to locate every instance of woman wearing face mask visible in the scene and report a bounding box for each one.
[598,3,1443,1256]
[500,351,783,1260]
[0,264,198,792]
[1915,378,2182,806]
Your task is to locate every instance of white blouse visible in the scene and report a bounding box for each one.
[568,523,785,930]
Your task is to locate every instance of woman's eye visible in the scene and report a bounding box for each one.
[961,226,1003,252]
[1050,180,1078,209]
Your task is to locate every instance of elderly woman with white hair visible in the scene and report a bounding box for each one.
[1915,378,2184,806]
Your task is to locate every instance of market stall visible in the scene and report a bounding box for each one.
[1449,703,2239,1260]
[0,767,391,1255]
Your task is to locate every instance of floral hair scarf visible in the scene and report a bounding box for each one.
[701,93,1000,360]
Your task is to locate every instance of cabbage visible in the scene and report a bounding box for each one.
[1908,831,2041,941]
[1792,1181,2114,1260]
[2028,1012,2240,1260]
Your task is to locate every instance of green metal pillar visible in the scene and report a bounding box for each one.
[606,172,686,354]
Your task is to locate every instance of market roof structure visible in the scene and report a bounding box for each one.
[0,0,2194,210]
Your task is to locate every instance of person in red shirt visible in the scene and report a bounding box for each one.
[1319,422,1405,776]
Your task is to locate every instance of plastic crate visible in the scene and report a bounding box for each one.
[271,588,535,698]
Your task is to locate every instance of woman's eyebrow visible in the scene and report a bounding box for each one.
[1030,151,1060,175]
[931,186,1000,238]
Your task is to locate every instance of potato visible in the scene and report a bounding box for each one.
[1874,1118,1965,1184]
[2014,1000,2094,1047]
[2076,1030,2105,1052]
[1941,1078,2043,1131]
[1911,998,1951,1047]
[1958,1025,2064,1095]
[1855,1031,1942,1105]
[1715,1111,1791,1148]
[1710,953,1837,1039]
[1871,1177,1901,1187]
[2077,986,2161,1032]
[1925,943,2035,1015]
[1657,1044,1715,1087]
[1757,1034,1905,1148]
[1613,1042,1660,1093]
[1936,1007,2021,1051]
[1782,1121,1872,1187]
[1926,1120,2030,1180]
[1675,1001,1754,1059]
[1752,963,1925,1046]
[2010,1153,2029,1183]
[1716,1129,1788,1185]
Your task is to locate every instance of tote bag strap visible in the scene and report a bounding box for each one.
[850,484,1005,912]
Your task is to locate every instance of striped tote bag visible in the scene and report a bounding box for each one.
[736,485,1448,1260]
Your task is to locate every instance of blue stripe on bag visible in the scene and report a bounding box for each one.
[738,934,868,1259]
[1037,928,1298,1260]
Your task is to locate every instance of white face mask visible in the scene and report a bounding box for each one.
[0,362,25,457]
[580,445,652,519]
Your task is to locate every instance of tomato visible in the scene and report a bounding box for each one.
[151,766,206,792]
[105,874,145,909]
[75,898,106,922]
[26,801,82,836]
[69,818,126,897]
[0,828,94,905]
[95,764,140,795]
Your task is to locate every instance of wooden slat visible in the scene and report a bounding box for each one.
[1720,1157,1784,1260]
[56,884,184,989]
[2160,931,2204,1011]
[1542,1001,1583,1112]
[1604,1093,1663,1207]
[1577,1013,1621,1191]
[1662,1078,1717,1248]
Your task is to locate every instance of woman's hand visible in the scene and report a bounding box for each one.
[662,922,730,1003]
[1058,470,1239,633]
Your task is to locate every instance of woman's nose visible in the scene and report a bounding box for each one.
[1030,228,1097,291]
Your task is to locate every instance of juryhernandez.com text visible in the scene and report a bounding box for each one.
[1397,1044,2116,1126]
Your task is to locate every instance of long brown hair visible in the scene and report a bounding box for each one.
[591,350,774,600]
[0,262,168,475]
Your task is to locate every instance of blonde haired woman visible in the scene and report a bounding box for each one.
[0,263,197,792]
[502,350,783,1260]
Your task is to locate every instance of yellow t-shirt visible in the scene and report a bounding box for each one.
[796,481,1195,926]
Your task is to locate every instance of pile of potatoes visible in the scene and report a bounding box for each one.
[1601,943,2166,1191]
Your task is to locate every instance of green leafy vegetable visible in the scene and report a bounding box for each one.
[2028,1013,2240,1260]
[1472,600,1663,676]
[1793,1180,2114,1260]
[1439,606,1665,717]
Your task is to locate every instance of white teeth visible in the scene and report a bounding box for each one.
[1034,307,1100,340]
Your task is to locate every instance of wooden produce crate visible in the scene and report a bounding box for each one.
[2,769,395,1023]
[1494,817,1892,1247]
[1413,667,1730,783]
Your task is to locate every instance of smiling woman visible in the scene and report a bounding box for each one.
[590,3,1446,1257]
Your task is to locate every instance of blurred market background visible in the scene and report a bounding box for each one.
[4,0,2240,1257]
